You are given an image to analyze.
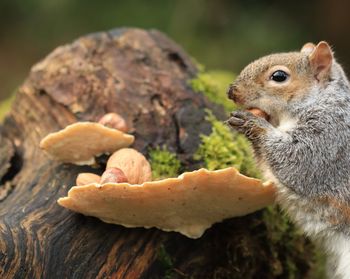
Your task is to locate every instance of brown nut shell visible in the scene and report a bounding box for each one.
[247,108,270,121]
[100,168,128,184]
[106,148,152,184]
[98,113,128,132]
[76,173,101,186]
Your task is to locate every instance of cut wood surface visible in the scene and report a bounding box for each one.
[0,28,317,278]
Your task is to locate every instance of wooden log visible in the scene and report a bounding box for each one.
[0,28,318,278]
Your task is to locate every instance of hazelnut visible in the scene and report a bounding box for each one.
[247,108,270,121]
[100,168,128,184]
[98,113,128,132]
[76,173,101,186]
[106,148,152,184]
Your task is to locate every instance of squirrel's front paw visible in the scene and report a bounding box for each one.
[226,110,268,140]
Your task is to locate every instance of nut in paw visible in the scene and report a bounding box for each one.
[226,110,268,139]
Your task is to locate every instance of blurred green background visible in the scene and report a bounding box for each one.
[0,0,349,106]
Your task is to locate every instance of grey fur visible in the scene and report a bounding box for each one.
[228,53,350,278]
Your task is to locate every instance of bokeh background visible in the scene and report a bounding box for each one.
[0,0,349,108]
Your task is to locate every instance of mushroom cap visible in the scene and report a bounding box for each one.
[58,167,275,238]
[40,122,134,165]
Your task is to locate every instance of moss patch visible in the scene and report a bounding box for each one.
[194,110,260,178]
[0,95,14,122]
[263,206,326,279]
[149,146,181,180]
[190,70,260,178]
[189,70,237,112]
[157,244,174,274]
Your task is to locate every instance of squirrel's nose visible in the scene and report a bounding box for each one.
[227,84,237,101]
[227,84,245,105]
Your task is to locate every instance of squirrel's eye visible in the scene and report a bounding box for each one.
[270,70,289,82]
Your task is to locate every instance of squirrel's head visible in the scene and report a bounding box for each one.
[228,41,334,122]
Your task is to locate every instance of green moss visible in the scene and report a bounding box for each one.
[190,56,205,73]
[263,206,326,279]
[190,69,260,177]
[311,248,327,279]
[0,95,15,122]
[189,70,237,112]
[263,206,304,278]
[157,244,173,269]
[263,206,303,245]
[149,146,181,180]
[194,110,260,178]
[157,244,174,279]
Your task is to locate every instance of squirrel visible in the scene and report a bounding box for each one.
[226,41,350,278]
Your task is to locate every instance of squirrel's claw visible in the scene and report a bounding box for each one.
[226,110,269,141]
[226,117,245,126]
[227,111,256,126]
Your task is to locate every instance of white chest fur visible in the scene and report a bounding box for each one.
[324,234,350,279]
[276,113,298,132]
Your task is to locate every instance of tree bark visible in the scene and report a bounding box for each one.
[0,28,318,279]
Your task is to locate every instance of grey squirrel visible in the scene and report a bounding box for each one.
[227,41,350,278]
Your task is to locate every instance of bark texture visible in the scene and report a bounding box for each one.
[0,28,319,279]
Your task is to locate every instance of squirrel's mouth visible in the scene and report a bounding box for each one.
[246,107,270,122]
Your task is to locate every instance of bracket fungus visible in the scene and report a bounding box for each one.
[58,168,275,238]
[40,118,275,239]
[39,122,134,165]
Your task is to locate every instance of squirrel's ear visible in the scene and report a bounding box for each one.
[301,42,315,54]
[308,41,333,81]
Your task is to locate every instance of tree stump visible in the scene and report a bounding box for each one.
[0,28,319,278]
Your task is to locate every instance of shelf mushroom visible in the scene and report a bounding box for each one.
[40,121,134,165]
[40,116,276,239]
[58,167,275,238]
